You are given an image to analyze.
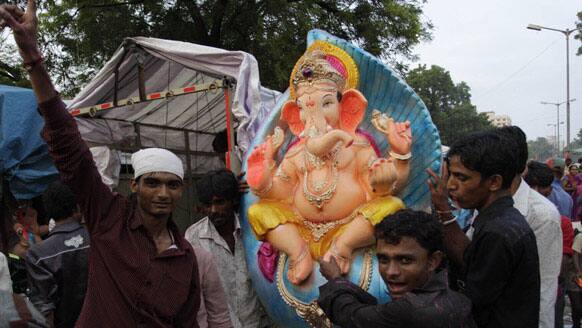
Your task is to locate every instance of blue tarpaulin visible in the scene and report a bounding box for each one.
[0,85,58,200]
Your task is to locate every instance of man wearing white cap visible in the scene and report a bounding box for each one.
[0,2,201,327]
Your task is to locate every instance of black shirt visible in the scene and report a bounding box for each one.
[318,270,476,328]
[25,221,90,328]
[462,196,540,328]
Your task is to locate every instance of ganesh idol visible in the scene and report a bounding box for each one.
[246,47,412,285]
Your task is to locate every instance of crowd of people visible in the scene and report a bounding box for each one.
[2,1,582,328]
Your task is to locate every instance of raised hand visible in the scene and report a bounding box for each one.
[371,110,412,155]
[426,162,451,212]
[0,1,41,62]
[246,127,284,189]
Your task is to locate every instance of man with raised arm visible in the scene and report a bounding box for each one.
[427,131,540,328]
[0,2,201,327]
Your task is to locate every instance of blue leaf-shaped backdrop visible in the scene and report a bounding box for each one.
[240,30,442,327]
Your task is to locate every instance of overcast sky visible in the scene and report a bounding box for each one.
[414,0,581,145]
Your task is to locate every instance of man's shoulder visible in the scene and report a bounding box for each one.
[27,227,90,262]
[556,187,574,205]
[527,188,560,222]
[191,246,212,263]
[185,217,210,234]
[478,207,535,245]
[184,217,211,244]
[484,205,528,230]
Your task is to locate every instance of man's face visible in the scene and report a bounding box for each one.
[377,237,441,300]
[203,196,235,228]
[131,172,183,218]
[447,156,493,210]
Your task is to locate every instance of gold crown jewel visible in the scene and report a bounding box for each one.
[289,41,359,100]
[292,50,346,95]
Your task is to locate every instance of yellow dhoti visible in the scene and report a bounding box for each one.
[247,197,405,259]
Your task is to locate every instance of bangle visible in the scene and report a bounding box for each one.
[389,151,412,161]
[441,217,457,226]
[435,209,452,215]
[23,56,44,73]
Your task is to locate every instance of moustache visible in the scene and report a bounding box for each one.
[209,213,230,224]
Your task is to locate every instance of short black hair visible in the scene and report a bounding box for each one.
[212,130,238,153]
[42,181,78,221]
[495,126,527,174]
[196,169,239,204]
[375,209,444,255]
[524,161,553,188]
[447,131,518,189]
[552,166,564,179]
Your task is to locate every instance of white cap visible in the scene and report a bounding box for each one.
[131,148,184,180]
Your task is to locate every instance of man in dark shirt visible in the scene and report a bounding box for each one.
[25,181,89,328]
[0,2,200,327]
[428,131,540,328]
[318,209,476,328]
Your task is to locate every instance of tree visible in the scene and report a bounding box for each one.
[0,35,31,88]
[570,128,582,149]
[34,0,432,96]
[528,137,555,161]
[576,11,582,55]
[406,64,493,145]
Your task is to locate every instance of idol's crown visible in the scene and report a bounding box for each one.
[292,50,346,94]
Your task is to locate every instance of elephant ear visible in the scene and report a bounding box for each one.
[281,100,304,137]
[340,89,367,134]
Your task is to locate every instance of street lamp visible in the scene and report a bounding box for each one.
[547,123,557,149]
[527,23,576,149]
[541,98,576,153]
[547,122,565,153]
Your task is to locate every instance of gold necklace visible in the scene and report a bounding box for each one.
[304,144,341,170]
[310,162,334,192]
[302,160,339,209]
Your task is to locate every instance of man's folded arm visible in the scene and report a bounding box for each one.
[318,278,405,328]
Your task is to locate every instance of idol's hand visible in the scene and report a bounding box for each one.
[368,158,396,196]
[371,110,412,155]
[246,128,284,190]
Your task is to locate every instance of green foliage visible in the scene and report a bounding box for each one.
[405,64,493,145]
[33,0,432,96]
[528,137,555,161]
[0,36,31,88]
[570,128,582,149]
[576,11,582,56]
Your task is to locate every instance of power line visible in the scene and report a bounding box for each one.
[474,39,559,100]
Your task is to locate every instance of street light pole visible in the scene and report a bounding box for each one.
[541,99,575,153]
[547,122,565,154]
[528,24,576,149]
[548,123,557,150]
[566,29,571,149]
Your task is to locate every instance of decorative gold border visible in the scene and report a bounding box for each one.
[276,248,374,327]
[289,40,360,99]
